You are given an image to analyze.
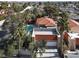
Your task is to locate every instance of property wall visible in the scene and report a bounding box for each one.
[35,35,57,41]
[32,35,58,48]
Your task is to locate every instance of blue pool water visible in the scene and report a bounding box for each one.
[25,24,34,32]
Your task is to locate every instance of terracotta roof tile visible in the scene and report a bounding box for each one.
[68,19,79,33]
[36,17,56,26]
[68,19,79,28]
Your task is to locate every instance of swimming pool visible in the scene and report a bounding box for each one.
[25,24,35,32]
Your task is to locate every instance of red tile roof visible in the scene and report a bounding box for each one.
[68,19,79,33]
[68,19,79,28]
[36,17,56,26]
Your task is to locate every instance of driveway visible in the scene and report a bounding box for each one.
[36,48,60,58]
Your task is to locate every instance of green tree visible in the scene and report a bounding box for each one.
[1,2,8,9]
[0,15,5,21]
[12,3,23,12]
[22,3,28,9]
[44,4,60,19]
[0,49,4,57]
[29,38,46,58]
[57,12,69,57]
[6,44,15,57]
[2,7,26,57]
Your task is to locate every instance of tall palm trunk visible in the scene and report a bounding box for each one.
[60,32,64,57]
[57,17,69,57]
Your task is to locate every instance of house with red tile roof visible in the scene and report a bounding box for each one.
[58,19,79,50]
[63,19,79,38]
[62,32,79,50]
[31,17,59,48]
[63,19,79,49]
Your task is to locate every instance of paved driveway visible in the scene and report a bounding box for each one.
[36,48,60,58]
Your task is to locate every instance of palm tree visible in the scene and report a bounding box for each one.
[57,12,69,57]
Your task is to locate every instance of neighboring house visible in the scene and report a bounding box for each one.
[63,19,79,49]
[36,17,56,27]
[57,19,79,46]
[64,32,79,58]
[63,19,79,41]
[32,27,59,48]
[63,32,79,49]
[68,19,79,33]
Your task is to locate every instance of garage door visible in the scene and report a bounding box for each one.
[46,41,57,46]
